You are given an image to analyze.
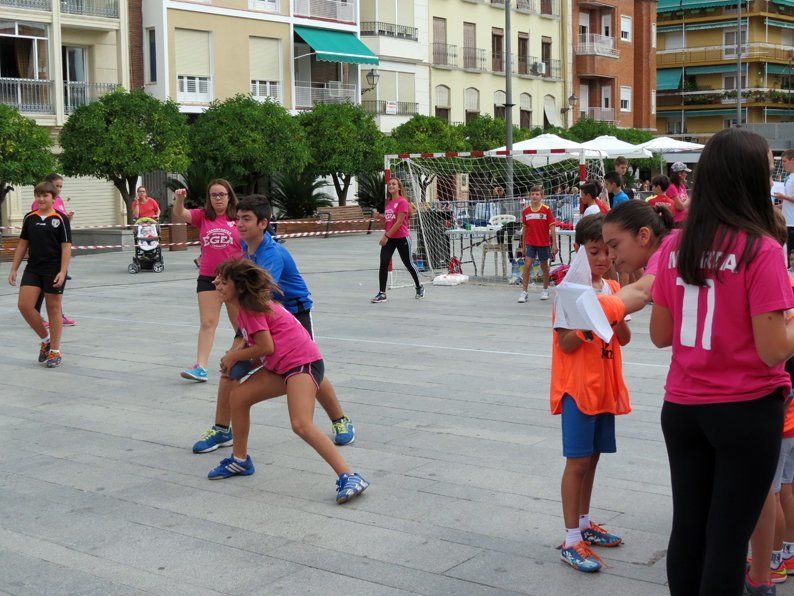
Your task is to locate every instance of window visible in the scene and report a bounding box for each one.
[435,107,450,122]
[250,37,280,103]
[651,88,656,114]
[175,29,212,102]
[667,120,683,135]
[494,90,506,119]
[664,30,684,50]
[465,87,479,123]
[398,72,415,107]
[541,36,552,75]
[723,29,747,58]
[492,27,504,72]
[517,32,529,74]
[463,22,477,69]
[146,28,157,83]
[620,16,632,42]
[723,117,738,128]
[620,86,631,111]
[651,23,656,48]
[0,21,49,81]
[250,0,278,10]
[520,93,532,129]
[723,72,747,91]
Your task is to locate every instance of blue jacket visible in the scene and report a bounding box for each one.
[241,233,313,314]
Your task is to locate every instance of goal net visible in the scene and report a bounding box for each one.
[385,150,605,287]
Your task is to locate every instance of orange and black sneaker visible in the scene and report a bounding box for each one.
[38,340,51,363]
[560,541,603,573]
[582,522,622,548]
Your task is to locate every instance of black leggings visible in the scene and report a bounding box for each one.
[379,236,421,292]
[662,394,783,596]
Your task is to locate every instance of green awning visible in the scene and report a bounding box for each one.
[686,64,745,74]
[686,18,747,30]
[658,0,737,13]
[294,26,379,65]
[657,24,684,32]
[656,111,685,118]
[657,68,683,91]
[686,108,746,117]
[766,18,794,29]
[771,0,794,7]
[765,108,794,117]
[768,63,793,74]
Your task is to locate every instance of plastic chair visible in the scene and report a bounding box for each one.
[480,214,516,277]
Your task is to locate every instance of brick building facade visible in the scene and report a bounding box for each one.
[128,0,144,90]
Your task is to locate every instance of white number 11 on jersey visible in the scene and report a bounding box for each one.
[676,278,715,350]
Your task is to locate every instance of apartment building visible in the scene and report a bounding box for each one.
[655,0,793,140]
[140,0,378,113]
[427,0,569,130]
[572,0,656,129]
[1,0,131,227]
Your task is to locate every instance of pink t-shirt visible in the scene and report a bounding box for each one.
[666,183,688,224]
[652,232,794,405]
[237,303,322,374]
[644,230,681,277]
[384,197,411,239]
[31,196,67,215]
[190,209,242,277]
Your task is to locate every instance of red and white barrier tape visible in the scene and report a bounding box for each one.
[0,217,381,231]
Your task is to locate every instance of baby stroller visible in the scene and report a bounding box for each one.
[128,217,164,273]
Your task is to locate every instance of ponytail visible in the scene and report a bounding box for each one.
[604,200,673,241]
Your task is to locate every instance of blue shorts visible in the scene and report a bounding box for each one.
[561,395,616,458]
[525,245,550,261]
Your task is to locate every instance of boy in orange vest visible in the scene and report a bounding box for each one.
[551,213,631,573]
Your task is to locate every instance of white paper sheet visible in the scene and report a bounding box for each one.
[772,181,785,200]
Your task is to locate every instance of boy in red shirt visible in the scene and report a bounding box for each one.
[519,186,557,302]
[646,176,676,212]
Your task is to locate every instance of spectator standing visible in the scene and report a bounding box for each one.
[773,150,794,251]
[666,162,691,226]
[131,187,161,220]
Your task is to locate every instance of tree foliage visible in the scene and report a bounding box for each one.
[355,170,386,214]
[298,102,383,205]
[190,95,309,195]
[458,114,535,151]
[387,115,467,154]
[270,170,333,219]
[59,89,189,224]
[0,104,58,226]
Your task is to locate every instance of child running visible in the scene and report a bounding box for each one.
[551,214,631,573]
[208,259,369,504]
[8,181,72,368]
[518,185,558,302]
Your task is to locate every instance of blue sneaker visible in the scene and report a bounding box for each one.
[332,416,356,446]
[208,455,254,480]
[336,472,369,504]
[193,426,233,453]
[560,542,602,573]
[181,364,208,382]
[582,523,622,547]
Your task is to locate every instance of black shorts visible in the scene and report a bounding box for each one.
[282,359,324,389]
[21,268,66,295]
[293,310,314,339]
[196,275,215,293]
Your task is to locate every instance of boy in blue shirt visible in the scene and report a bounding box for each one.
[604,172,629,208]
[192,196,355,453]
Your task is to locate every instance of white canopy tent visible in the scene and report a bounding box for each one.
[580,135,652,159]
[637,136,705,153]
[490,133,606,167]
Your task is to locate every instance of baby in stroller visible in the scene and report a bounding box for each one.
[128,217,164,273]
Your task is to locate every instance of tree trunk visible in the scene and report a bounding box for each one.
[331,173,351,206]
[113,176,139,225]
[0,182,10,230]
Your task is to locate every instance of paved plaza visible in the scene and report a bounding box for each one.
[0,235,674,595]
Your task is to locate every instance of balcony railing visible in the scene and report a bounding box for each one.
[543,58,562,79]
[293,0,356,23]
[295,81,356,107]
[432,43,458,68]
[0,78,53,113]
[177,75,212,103]
[361,100,418,116]
[576,33,619,57]
[462,47,487,71]
[516,0,537,12]
[0,0,50,10]
[492,51,504,72]
[657,43,792,66]
[584,107,615,122]
[61,0,118,17]
[490,0,506,6]
[64,81,118,114]
[251,80,282,104]
[360,21,418,41]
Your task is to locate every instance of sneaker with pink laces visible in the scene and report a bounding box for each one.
[62,315,76,326]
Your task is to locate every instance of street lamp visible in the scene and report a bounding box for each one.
[568,93,578,109]
[361,69,380,94]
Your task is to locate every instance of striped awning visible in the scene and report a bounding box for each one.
[686,64,746,74]
[765,18,794,29]
[657,68,683,91]
[658,0,738,13]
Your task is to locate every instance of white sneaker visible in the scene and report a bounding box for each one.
[518,291,529,303]
[540,290,550,301]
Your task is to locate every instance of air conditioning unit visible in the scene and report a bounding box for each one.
[532,61,546,76]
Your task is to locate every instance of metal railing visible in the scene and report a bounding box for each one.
[544,58,562,79]
[657,42,792,66]
[490,0,506,5]
[516,0,537,12]
[462,47,487,70]
[360,21,418,40]
[576,33,619,57]
[361,100,418,116]
[0,78,53,113]
[0,0,49,10]
[293,0,356,23]
[61,0,118,17]
[64,81,118,114]
[432,43,458,68]
[584,107,615,122]
[251,81,282,104]
[295,81,356,107]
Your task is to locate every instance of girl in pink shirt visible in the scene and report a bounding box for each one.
[208,259,369,504]
[371,178,423,303]
[172,180,242,382]
[666,162,690,226]
[650,129,794,595]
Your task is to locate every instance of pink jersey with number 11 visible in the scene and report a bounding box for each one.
[651,232,793,405]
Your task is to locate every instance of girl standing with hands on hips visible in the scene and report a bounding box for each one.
[371,178,424,303]
[172,181,242,382]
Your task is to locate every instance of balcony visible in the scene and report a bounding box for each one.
[544,58,562,79]
[293,0,356,23]
[0,78,53,113]
[490,0,506,6]
[61,0,118,17]
[462,47,487,71]
[432,43,458,68]
[64,81,118,114]
[576,34,619,58]
[0,0,49,10]
[360,21,418,41]
[657,87,794,109]
[177,75,212,104]
[295,81,356,107]
[361,100,418,116]
[251,80,282,104]
[516,0,538,12]
[517,56,558,78]
[657,43,793,67]
[583,107,615,122]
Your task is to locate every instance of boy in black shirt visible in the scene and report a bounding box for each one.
[8,181,72,367]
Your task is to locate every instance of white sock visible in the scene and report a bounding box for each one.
[233,455,246,463]
[42,335,50,344]
[784,542,794,559]
[565,528,582,548]
[772,550,783,568]
[579,514,591,531]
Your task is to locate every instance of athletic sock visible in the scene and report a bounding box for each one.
[233,455,247,464]
[579,514,591,531]
[565,528,583,548]
[214,424,230,432]
[772,550,783,568]
[42,335,50,344]
[332,417,345,424]
[50,349,60,354]
[784,542,794,559]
